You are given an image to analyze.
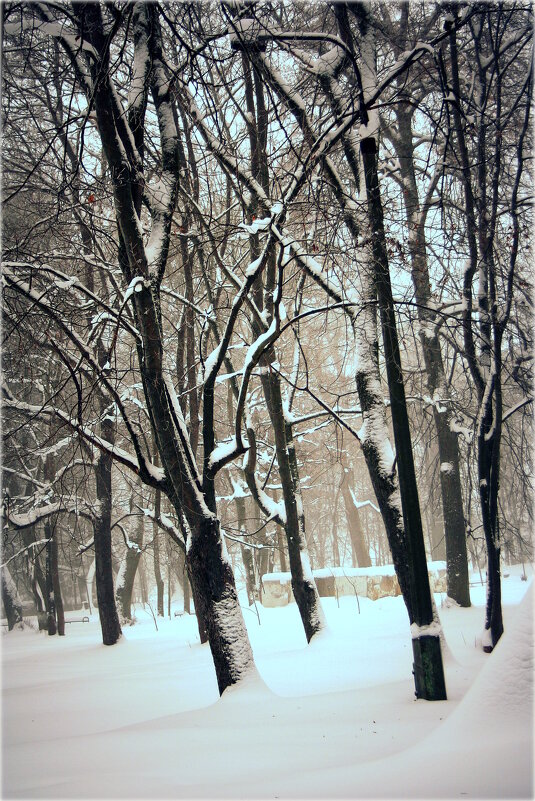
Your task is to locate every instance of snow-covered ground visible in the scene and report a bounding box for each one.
[2,566,533,799]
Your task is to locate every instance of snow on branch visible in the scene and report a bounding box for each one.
[242,415,286,527]
[2,384,165,490]
[348,488,380,515]
[4,502,63,530]
[140,506,186,553]
[3,272,159,486]
[0,539,51,569]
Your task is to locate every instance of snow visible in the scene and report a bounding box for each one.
[265,562,447,583]
[207,437,238,470]
[2,569,532,799]
[410,620,443,639]
[239,217,271,235]
[123,276,145,304]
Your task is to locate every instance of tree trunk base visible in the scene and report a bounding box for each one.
[412,635,447,700]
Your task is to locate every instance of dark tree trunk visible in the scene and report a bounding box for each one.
[152,446,165,616]
[361,132,446,701]
[94,414,122,646]
[340,467,372,567]
[70,1,254,693]
[259,365,325,642]
[479,370,504,650]
[45,523,57,636]
[187,515,254,694]
[1,567,23,631]
[49,526,65,635]
[153,521,164,617]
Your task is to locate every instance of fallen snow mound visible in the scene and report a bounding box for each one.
[281,586,534,799]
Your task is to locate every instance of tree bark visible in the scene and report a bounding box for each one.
[153,519,164,617]
[152,445,165,616]
[235,495,256,604]
[1,566,23,631]
[93,410,122,645]
[187,515,255,695]
[340,466,372,568]
[48,525,65,636]
[259,365,325,641]
[116,515,143,623]
[45,523,56,636]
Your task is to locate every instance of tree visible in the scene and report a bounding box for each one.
[377,3,470,606]
[439,2,532,649]
[3,2,255,693]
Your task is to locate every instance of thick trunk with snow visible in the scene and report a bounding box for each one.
[187,515,255,694]
[1,566,23,631]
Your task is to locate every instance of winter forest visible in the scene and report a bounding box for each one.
[1,1,533,798]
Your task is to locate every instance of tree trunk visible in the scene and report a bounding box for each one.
[1,566,23,631]
[48,525,65,636]
[235,495,256,604]
[187,515,255,694]
[139,557,148,604]
[93,414,122,645]
[239,48,323,640]
[152,445,165,616]
[167,561,172,619]
[183,562,191,615]
[116,511,143,623]
[85,560,95,614]
[479,377,504,650]
[331,482,341,567]
[393,102,470,606]
[153,521,164,616]
[45,523,57,636]
[21,528,46,612]
[340,467,372,567]
[277,525,288,573]
[259,365,325,642]
[360,131,446,701]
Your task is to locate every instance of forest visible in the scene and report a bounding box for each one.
[1,1,533,797]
